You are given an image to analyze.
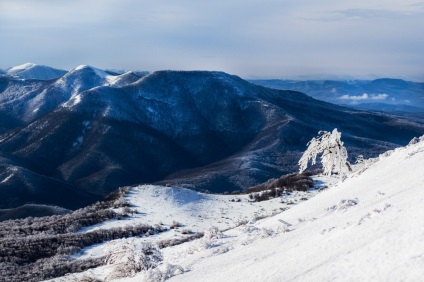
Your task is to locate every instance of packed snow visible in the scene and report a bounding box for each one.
[46,136,424,281]
[75,185,317,259]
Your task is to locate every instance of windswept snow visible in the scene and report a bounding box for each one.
[162,136,424,282]
[46,137,424,281]
[76,185,316,258]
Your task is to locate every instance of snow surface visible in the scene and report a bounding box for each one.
[73,65,120,85]
[7,63,37,72]
[0,167,18,184]
[160,137,424,282]
[6,63,66,80]
[75,185,316,260]
[46,136,424,281]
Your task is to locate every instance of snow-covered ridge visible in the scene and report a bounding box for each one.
[7,63,37,72]
[5,63,67,80]
[51,136,424,281]
[2,63,148,87]
[70,64,119,84]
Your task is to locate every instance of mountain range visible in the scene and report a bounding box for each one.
[0,63,423,210]
[250,79,424,114]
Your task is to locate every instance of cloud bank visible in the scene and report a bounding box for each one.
[339,93,389,101]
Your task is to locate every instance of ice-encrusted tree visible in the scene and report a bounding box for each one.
[299,128,352,177]
[105,239,163,280]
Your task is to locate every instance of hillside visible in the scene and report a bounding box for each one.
[36,135,424,281]
[0,65,423,209]
[162,136,424,282]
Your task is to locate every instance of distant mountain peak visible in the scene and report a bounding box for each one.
[6,63,67,80]
[7,63,37,72]
[73,65,109,77]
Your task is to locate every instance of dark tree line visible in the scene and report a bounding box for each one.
[0,186,166,282]
[0,224,163,265]
[243,171,317,202]
[0,187,132,239]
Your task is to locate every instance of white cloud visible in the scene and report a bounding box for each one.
[339,93,369,101]
[339,93,389,101]
[371,93,389,100]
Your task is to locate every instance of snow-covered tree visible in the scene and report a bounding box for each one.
[299,128,351,177]
[105,239,163,280]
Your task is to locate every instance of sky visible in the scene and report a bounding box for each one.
[1,0,423,81]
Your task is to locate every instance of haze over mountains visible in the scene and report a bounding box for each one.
[0,63,423,210]
[251,79,424,114]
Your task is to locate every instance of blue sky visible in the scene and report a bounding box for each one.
[1,0,423,81]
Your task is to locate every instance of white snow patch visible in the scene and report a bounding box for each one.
[0,167,18,184]
[74,65,88,71]
[7,63,36,72]
[74,65,119,85]
[62,94,82,108]
[0,174,13,184]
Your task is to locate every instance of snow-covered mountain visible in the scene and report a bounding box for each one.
[0,65,146,124]
[5,63,67,80]
[36,135,424,281]
[251,78,424,114]
[0,66,423,210]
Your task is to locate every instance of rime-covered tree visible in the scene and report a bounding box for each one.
[105,239,163,280]
[299,128,351,177]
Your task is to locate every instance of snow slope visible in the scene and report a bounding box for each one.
[75,185,318,258]
[46,136,424,281]
[159,136,424,282]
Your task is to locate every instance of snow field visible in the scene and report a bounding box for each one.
[162,137,424,282]
[48,137,424,281]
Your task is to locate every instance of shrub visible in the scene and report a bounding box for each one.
[244,172,316,202]
[170,220,183,229]
[105,240,163,280]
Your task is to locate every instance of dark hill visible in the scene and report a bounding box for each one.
[0,70,423,208]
